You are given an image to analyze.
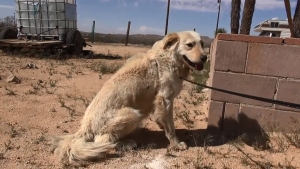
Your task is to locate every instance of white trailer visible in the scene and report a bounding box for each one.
[0,0,86,55]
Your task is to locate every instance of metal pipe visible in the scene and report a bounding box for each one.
[75,0,77,29]
[125,21,131,46]
[215,0,221,37]
[26,0,32,35]
[17,0,22,34]
[46,0,50,36]
[64,0,67,37]
[39,0,43,39]
[165,0,170,35]
[55,0,58,31]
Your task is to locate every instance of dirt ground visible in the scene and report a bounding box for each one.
[0,43,299,169]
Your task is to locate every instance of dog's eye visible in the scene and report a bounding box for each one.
[186,43,194,48]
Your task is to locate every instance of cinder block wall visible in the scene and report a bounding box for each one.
[207,34,300,135]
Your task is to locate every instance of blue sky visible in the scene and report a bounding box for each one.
[0,0,297,38]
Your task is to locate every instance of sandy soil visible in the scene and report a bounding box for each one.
[0,44,299,169]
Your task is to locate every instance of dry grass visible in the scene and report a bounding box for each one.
[0,45,299,169]
[88,61,123,74]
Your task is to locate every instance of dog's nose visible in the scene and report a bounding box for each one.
[200,55,207,62]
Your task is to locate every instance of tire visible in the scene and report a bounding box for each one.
[66,29,83,55]
[0,28,17,39]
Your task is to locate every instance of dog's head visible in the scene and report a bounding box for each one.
[161,31,207,71]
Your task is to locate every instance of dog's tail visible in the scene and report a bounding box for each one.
[51,134,117,165]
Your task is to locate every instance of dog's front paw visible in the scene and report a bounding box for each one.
[176,142,188,150]
[168,142,188,151]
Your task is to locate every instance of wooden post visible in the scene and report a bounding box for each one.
[14,12,16,26]
[125,21,131,46]
[92,21,95,43]
[165,0,171,35]
[284,0,295,38]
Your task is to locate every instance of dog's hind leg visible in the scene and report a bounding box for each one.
[65,107,144,163]
[94,107,144,144]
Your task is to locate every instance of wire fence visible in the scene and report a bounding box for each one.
[0,16,213,48]
[81,32,163,46]
[81,32,213,48]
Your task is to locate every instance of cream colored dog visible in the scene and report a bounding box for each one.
[51,30,207,165]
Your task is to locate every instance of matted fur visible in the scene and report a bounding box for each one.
[50,30,207,165]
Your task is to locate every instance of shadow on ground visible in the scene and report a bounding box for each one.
[0,48,124,60]
[126,128,213,149]
[82,50,123,60]
[124,113,272,150]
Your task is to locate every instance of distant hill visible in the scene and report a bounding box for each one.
[80,31,214,48]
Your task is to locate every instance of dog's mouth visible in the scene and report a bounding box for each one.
[183,55,204,71]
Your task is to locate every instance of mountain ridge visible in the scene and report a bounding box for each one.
[80,31,214,47]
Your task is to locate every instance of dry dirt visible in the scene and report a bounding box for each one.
[0,43,299,169]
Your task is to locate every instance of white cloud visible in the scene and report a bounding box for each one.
[157,0,218,12]
[119,0,126,7]
[100,0,127,7]
[139,26,164,35]
[157,0,297,12]
[0,5,15,18]
[253,0,296,10]
[134,1,138,7]
[0,5,14,9]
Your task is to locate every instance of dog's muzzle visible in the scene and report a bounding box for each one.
[183,55,205,71]
[200,55,207,62]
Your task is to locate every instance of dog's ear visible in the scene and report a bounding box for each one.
[163,33,179,50]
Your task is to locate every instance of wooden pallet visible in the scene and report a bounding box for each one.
[0,39,64,49]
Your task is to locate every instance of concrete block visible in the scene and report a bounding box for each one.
[207,101,224,131]
[247,43,300,79]
[239,105,300,132]
[223,103,239,134]
[216,33,283,44]
[276,79,300,112]
[211,72,277,107]
[214,40,248,73]
[284,38,300,46]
